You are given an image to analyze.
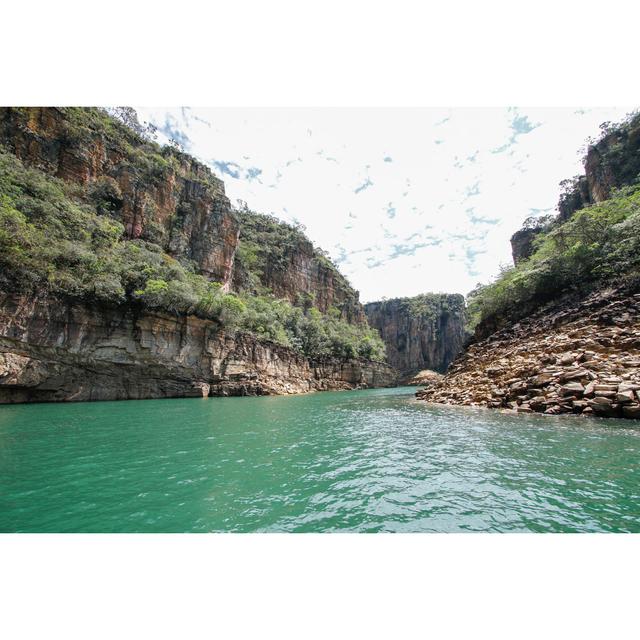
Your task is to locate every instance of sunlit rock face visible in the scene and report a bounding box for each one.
[364,294,467,377]
[231,210,366,324]
[0,107,239,287]
[418,286,640,420]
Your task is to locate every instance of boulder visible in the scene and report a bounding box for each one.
[616,390,636,403]
[559,369,590,382]
[572,400,588,413]
[622,404,640,419]
[561,382,584,396]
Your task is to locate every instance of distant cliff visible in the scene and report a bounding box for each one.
[364,294,466,377]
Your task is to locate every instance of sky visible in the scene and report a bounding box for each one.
[137,107,631,302]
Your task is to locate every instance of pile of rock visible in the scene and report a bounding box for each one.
[404,369,443,387]
[417,287,640,420]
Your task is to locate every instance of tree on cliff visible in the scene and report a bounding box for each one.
[106,107,158,142]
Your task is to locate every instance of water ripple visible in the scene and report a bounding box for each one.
[0,387,639,532]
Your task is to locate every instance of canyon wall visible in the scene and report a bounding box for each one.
[0,292,396,403]
[232,210,365,323]
[0,107,239,286]
[0,107,393,403]
[364,294,466,377]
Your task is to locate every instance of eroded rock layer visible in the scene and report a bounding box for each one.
[0,292,397,403]
[418,286,640,419]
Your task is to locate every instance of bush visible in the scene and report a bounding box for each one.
[88,177,123,216]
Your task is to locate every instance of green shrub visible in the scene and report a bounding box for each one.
[88,177,123,216]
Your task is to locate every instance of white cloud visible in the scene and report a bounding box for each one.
[138,107,631,302]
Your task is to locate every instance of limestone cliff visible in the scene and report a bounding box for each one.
[0,292,396,403]
[0,107,392,403]
[364,294,466,377]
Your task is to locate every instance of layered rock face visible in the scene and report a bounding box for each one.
[0,108,395,403]
[0,107,239,286]
[418,286,640,419]
[364,294,466,377]
[0,292,396,403]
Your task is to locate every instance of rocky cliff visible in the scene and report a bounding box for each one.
[0,292,396,403]
[364,294,466,377]
[0,107,392,403]
[0,107,239,286]
[232,209,365,323]
[510,111,640,265]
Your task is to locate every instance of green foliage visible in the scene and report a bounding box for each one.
[0,145,385,362]
[402,293,463,320]
[87,176,123,216]
[233,206,358,301]
[468,184,640,329]
[373,293,465,325]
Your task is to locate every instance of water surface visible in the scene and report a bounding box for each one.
[1,386,638,532]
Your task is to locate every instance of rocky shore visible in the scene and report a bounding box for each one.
[418,286,640,419]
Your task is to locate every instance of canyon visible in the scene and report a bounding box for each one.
[4,106,637,417]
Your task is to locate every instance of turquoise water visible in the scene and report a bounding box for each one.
[1,386,639,532]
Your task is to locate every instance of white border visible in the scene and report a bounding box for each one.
[2,0,639,637]
[1,0,639,106]
[1,534,639,639]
